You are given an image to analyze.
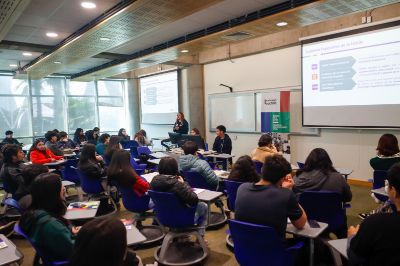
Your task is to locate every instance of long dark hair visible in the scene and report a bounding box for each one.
[297,148,337,176]
[228,155,260,182]
[105,136,121,160]
[20,173,68,227]
[78,144,97,168]
[70,216,127,266]
[134,132,146,146]
[107,150,137,187]
[74,128,85,141]
[117,128,126,137]
[377,134,399,156]
[27,139,47,160]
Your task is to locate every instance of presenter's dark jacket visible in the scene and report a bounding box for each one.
[1,137,20,145]
[173,119,189,134]
[212,134,232,154]
[150,174,198,207]
[20,210,74,261]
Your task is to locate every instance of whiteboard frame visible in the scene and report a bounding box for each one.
[208,87,320,136]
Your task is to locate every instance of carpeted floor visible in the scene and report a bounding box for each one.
[3,184,379,266]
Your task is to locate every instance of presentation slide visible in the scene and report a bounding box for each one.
[140,71,178,124]
[302,25,400,127]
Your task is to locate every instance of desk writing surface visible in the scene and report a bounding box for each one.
[126,225,147,246]
[148,158,161,165]
[286,221,328,238]
[214,170,230,179]
[197,190,223,202]
[371,187,387,197]
[64,201,100,220]
[328,239,348,259]
[44,160,65,166]
[141,172,159,183]
[0,234,23,266]
[151,152,169,159]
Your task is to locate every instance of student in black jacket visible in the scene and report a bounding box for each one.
[150,157,208,236]
[212,125,232,154]
[78,144,106,189]
[1,130,21,145]
[173,112,189,134]
[0,144,26,200]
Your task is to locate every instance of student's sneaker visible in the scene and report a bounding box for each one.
[358,210,376,220]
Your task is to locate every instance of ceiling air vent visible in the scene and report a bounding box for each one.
[221,31,254,41]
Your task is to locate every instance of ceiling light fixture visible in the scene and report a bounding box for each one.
[54,61,62,64]
[180,49,189,53]
[9,64,17,67]
[276,21,288,27]
[81,2,96,9]
[100,37,111,41]
[22,52,32,56]
[46,32,58,38]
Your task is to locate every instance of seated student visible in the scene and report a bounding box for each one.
[57,131,76,150]
[70,216,140,266]
[347,162,400,266]
[134,130,150,147]
[29,139,64,164]
[150,157,208,237]
[85,130,97,145]
[190,128,201,136]
[212,125,232,154]
[45,131,64,156]
[250,134,280,163]
[179,141,219,190]
[0,144,26,200]
[370,133,400,171]
[235,155,307,239]
[78,144,106,181]
[118,128,130,142]
[19,164,49,210]
[73,128,86,146]
[293,148,352,238]
[173,112,189,134]
[96,133,110,156]
[107,150,149,197]
[19,173,78,261]
[228,155,260,183]
[92,127,100,144]
[104,136,122,163]
[1,130,21,145]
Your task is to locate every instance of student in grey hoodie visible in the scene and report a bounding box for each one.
[179,141,219,190]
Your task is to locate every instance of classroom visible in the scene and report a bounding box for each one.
[1,0,400,265]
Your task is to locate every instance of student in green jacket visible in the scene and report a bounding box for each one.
[19,172,79,261]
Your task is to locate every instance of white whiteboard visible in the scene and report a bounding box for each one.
[209,93,255,132]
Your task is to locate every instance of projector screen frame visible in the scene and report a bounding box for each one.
[301,20,400,129]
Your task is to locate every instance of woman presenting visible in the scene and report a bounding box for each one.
[173,112,189,134]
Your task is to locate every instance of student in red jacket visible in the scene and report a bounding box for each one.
[107,149,149,197]
[29,139,64,164]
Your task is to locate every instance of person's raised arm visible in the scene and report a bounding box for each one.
[291,204,307,229]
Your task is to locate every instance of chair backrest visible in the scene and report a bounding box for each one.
[137,146,152,156]
[184,170,214,190]
[122,140,139,149]
[253,161,263,174]
[119,185,151,213]
[297,162,305,169]
[130,146,139,159]
[14,223,68,265]
[299,191,344,232]
[76,168,104,194]
[229,219,294,266]
[60,159,80,184]
[4,198,23,214]
[224,180,244,211]
[148,190,196,228]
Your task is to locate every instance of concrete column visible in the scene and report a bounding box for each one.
[126,78,140,136]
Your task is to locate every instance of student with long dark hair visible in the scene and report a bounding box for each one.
[78,144,105,181]
[70,216,140,266]
[118,128,130,142]
[107,150,149,197]
[73,128,86,146]
[29,139,64,164]
[104,136,122,162]
[19,173,77,261]
[228,155,260,183]
[370,133,400,171]
[0,144,26,200]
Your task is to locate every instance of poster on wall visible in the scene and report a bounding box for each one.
[261,91,291,160]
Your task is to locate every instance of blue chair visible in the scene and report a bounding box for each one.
[4,198,22,213]
[130,146,139,159]
[299,191,346,234]
[297,162,305,169]
[137,146,152,156]
[229,219,303,266]
[119,186,165,245]
[60,159,79,184]
[373,170,388,202]
[14,223,69,265]
[183,170,227,228]
[130,157,147,176]
[122,140,139,149]
[253,160,263,174]
[224,180,244,248]
[148,190,208,265]
[75,168,104,194]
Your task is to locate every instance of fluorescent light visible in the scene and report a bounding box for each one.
[54,61,62,64]
[100,37,110,41]
[276,21,288,27]
[22,52,32,56]
[46,32,58,38]
[81,2,96,9]
[9,64,17,67]
[180,49,189,53]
